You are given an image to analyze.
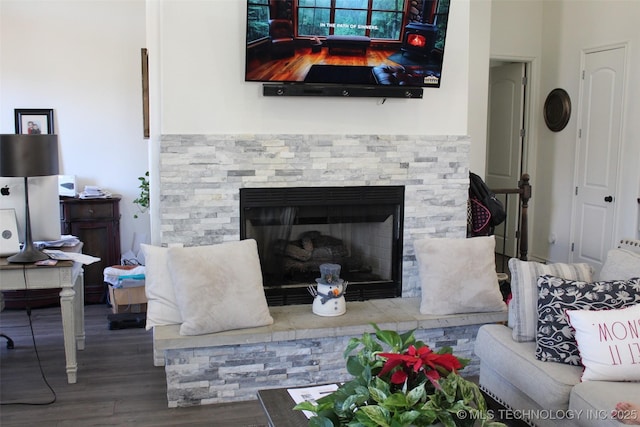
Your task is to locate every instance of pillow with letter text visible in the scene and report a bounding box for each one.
[567,304,640,381]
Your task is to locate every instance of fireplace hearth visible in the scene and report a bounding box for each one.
[240,186,404,306]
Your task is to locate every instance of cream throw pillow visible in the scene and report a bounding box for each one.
[599,248,640,281]
[140,244,183,330]
[415,236,506,315]
[167,239,273,336]
[508,258,593,342]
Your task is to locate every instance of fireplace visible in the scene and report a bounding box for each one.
[240,186,404,306]
[159,133,471,301]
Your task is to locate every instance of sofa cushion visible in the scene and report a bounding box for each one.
[167,239,274,336]
[567,304,640,381]
[535,276,640,365]
[570,381,640,427]
[415,236,506,315]
[140,244,183,329]
[508,258,593,342]
[475,324,583,410]
[599,248,640,281]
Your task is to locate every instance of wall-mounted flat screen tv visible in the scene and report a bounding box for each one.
[245,0,450,89]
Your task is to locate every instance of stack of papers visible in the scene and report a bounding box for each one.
[287,384,339,419]
[35,235,81,249]
[79,185,112,199]
[43,249,100,265]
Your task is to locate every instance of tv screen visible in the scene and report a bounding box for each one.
[245,0,450,89]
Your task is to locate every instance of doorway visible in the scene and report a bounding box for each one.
[486,60,529,258]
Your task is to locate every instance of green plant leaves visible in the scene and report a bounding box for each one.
[368,385,389,404]
[405,382,427,407]
[133,171,149,218]
[309,416,335,427]
[293,323,505,427]
[356,405,391,427]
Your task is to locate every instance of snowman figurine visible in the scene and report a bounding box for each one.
[311,263,347,316]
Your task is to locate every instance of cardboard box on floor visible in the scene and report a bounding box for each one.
[108,283,147,314]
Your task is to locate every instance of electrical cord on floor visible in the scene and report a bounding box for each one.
[0,265,57,406]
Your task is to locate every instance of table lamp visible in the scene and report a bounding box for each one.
[0,134,59,263]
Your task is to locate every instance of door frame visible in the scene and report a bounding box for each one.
[487,56,537,258]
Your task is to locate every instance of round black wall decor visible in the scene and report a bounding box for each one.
[544,88,571,132]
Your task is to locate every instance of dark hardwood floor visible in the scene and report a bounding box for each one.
[0,304,269,427]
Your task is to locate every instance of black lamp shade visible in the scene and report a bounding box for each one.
[0,134,59,177]
[0,134,59,263]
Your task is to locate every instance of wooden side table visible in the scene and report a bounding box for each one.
[60,196,121,304]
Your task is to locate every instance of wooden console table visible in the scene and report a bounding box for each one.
[0,258,85,384]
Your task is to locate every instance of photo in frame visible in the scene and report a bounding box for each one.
[14,109,54,134]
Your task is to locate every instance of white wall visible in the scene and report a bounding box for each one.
[467,0,492,176]
[539,0,640,262]
[155,0,471,135]
[490,0,640,262]
[0,0,150,254]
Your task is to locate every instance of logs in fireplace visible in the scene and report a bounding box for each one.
[240,186,404,306]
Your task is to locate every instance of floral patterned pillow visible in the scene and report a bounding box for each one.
[535,275,640,365]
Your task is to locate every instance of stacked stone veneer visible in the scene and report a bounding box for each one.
[164,306,490,407]
[164,324,483,407]
[159,134,470,298]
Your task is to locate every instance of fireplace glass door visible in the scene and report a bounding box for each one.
[240,186,404,305]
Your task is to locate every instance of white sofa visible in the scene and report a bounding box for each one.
[475,239,640,427]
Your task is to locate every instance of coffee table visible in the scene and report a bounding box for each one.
[257,384,339,427]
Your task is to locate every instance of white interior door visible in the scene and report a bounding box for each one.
[571,46,626,271]
[486,62,526,257]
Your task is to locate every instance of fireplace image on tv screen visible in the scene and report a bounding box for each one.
[245,0,450,90]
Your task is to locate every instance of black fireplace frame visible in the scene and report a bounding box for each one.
[240,186,405,306]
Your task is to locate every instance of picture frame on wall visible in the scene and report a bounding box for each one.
[14,109,55,134]
[141,48,150,139]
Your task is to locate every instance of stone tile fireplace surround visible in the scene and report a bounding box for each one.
[159,133,470,298]
[156,134,493,406]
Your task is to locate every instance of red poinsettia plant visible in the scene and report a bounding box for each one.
[378,343,464,390]
[295,324,504,427]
